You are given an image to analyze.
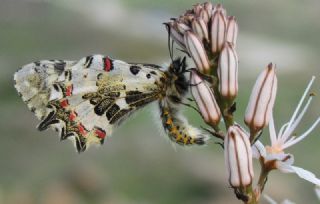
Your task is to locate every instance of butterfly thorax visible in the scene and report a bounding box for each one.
[161,57,189,104]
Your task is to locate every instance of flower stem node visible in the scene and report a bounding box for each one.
[217,42,238,102]
[245,63,277,140]
[191,70,221,127]
[225,125,254,188]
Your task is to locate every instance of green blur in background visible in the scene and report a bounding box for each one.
[0,0,319,203]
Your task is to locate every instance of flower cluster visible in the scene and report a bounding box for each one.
[165,2,320,204]
[165,3,238,81]
[165,2,239,128]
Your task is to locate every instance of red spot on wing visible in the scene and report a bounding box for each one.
[104,57,112,72]
[66,85,73,96]
[69,111,77,121]
[95,128,106,139]
[60,99,69,108]
[78,123,87,136]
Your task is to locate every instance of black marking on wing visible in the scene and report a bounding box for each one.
[141,63,162,69]
[94,98,113,116]
[64,70,72,81]
[34,61,41,66]
[85,55,94,68]
[53,84,60,92]
[125,91,143,104]
[104,91,121,98]
[37,109,58,131]
[125,90,159,108]
[75,136,87,153]
[132,95,158,108]
[106,104,120,120]
[130,65,141,75]
[82,93,102,105]
[54,62,66,74]
[109,108,132,124]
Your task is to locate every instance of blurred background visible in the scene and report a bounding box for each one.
[1,0,320,203]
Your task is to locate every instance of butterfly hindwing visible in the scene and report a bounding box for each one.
[14,55,165,152]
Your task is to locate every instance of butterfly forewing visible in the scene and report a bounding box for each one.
[14,55,165,152]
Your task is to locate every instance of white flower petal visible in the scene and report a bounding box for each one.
[269,113,277,146]
[264,194,278,204]
[280,96,313,144]
[277,163,320,186]
[315,185,320,200]
[282,117,320,149]
[252,140,266,159]
[285,76,315,132]
[291,166,320,186]
[278,122,289,138]
[281,199,296,204]
[264,195,296,204]
[270,153,293,164]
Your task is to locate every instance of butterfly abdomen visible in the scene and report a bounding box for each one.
[160,102,207,146]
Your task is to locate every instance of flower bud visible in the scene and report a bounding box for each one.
[176,22,190,34]
[193,3,202,16]
[199,8,210,23]
[225,125,254,188]
[226,16,238,46]
[191,18,209,42]
[210,8,227,53]
[212,4,227,20]
[190,70,221,126]
[217,42,238,101]
[244,63,277,135]
[184,14,195,22]
[165,22,186,49]
[203,2,213,17]
[184,31,210,73]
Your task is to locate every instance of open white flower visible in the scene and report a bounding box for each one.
[316,185,320,200]
[264,194,295,204]
[253,76,320,186]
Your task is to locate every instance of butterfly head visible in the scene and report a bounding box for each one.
[166,56,189,97]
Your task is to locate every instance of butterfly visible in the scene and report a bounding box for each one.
[14,54,208,152]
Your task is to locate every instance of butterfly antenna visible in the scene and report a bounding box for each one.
[179,101,202,115]
[164,23,174,62]
[186,97,195,102]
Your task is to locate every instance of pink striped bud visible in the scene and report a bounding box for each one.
[176,22,190,34]
[210,7,227,53]
[193,3,202,16]
[203,2,213,17]
[191,18,209,42]
[184,14,195,22]
[165,22,186,49]
[190,70,221,126]
[244,63,277,135]
[217,42,238,101]
[226,16,238,46]
[225,125,254,188]
[199,8,210,23]
[212,4,227,20]
[184,31,210,73]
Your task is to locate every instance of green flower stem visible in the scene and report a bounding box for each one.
[244,185,258,204]
[257,159,270,194]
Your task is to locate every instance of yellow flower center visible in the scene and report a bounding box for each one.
[266,144,284,154]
